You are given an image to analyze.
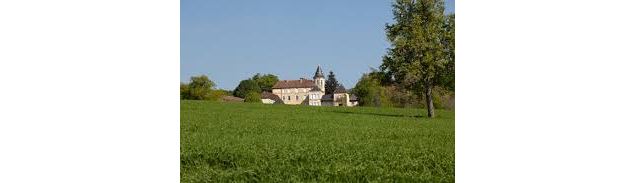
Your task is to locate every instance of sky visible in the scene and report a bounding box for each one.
[181,0,455,90]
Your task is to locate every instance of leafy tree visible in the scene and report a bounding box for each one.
[251,73,279,92]
[381,0,450,117]
[233,79,261,98]
[325,71,339,95]
[182,75,215,100]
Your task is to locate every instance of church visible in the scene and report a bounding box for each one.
[261,66,358,106]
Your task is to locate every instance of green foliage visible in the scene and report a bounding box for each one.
[437,14,455,91]
[381,0,452,117]
[325,71,339,95]
[181,101,455,182]
[181,75,216,100]
[432,87,454,110]
[244,92,261,103]
[352,73,391,107]
[180,82,189,100]
[233,79,261,98]
[210,90,230,101]
[251,73,279,92]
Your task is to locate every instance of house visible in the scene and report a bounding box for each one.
[269,65,358,107]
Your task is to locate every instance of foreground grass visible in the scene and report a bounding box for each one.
[181,100,454,182]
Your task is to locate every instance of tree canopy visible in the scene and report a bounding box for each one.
[251,73,279,92]
[233,79,261,98]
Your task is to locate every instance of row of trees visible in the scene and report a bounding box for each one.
[353,0,454,118]
[181,73,281,103]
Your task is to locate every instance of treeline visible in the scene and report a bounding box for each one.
[180,73,280,103]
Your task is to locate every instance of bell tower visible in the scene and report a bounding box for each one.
[313,65,325,92]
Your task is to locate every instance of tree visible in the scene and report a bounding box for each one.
[325,71,339,95]
[381,0,450,117]
[244,91,261,103]
[251,73,279,92]
[233,79,261,98]
[181,75,216,100]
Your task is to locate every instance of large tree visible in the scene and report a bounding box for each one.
[381,0,452,117]
[233,79,261,98]
[251,73,279,92]
[325,71,339,95]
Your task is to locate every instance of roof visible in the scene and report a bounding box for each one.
[334,85,347,94]
[272,79,316,89]
[321,94,334,101]
[313,65,324,78]
[261,92,283,103]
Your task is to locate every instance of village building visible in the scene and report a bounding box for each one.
[267,66,358,106]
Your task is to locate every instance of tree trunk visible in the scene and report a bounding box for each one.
[425,83,435,118]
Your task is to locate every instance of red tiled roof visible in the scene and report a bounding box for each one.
[272,79,316,89]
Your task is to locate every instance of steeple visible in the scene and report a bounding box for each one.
[313,65,324,79]
[313,65,326,92]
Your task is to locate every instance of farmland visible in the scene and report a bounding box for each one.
[180,100,454,182]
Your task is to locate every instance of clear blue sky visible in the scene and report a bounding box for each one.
[181,0,455,90]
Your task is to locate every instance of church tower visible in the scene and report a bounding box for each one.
[313,65,325,92]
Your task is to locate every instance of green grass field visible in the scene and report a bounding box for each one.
[181,100,454,182]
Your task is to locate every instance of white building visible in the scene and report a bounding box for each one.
[269,65,358,106]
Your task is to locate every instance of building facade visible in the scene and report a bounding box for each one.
[269,65,358,106]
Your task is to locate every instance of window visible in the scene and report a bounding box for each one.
[288,96,290,100]
[296,96,299,100]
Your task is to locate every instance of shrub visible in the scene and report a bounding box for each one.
[244,92,261,103]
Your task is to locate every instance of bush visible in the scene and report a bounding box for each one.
[352,74,392,107]
[432,87,455,110]
[244,92,261,103]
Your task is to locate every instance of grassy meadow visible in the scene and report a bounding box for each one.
[180,100,454,182]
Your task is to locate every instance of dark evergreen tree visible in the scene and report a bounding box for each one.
[325,71,339,95]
